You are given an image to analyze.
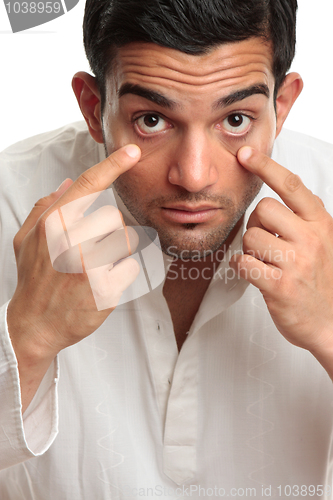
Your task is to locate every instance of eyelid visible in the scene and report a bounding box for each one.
[222,110,256,121]
[132,109,171,122]
[219,104,260,121]
[217,112,256,137]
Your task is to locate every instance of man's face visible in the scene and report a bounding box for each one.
[102,39,277,258]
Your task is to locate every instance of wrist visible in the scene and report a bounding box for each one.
[308,331,333,381]
[7,299,58,367]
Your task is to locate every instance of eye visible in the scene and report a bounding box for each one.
[222,113,251,135]
[135,114,170,135]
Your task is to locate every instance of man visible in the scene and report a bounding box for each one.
[1,0,333,498]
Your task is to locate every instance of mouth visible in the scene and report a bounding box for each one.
[161,205,221,224]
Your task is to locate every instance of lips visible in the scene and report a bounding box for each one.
[163,204,219,212]
[161,205,221,224]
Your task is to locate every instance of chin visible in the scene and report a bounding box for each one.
[156,221,240,259]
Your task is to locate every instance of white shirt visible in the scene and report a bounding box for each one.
[1,122,333,499]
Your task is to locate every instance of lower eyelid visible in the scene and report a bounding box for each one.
[218,115,255,134]
[135,116,173,135]
[133,123,171,141]
[135,124,167,136]
[218,125,253,141]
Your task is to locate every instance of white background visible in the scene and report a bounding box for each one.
[0,0,332,152]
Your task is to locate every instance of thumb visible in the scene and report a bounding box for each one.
[15,179,73,249]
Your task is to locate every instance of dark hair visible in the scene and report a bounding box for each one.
[83,0,297,109]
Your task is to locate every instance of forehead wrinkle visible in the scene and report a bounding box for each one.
[123,72,269,102]
[113,42,274,109]
[123,62,270,89]
[118,41,272,78]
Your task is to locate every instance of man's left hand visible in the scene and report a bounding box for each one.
[231,146,333,371]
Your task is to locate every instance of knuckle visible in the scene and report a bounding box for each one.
[256,197,277,217]
[284,173,302,193]
[34,196,51,210]
[100,204,119,219]
[105,154,122,172]
[76,170,100,194]
[95,205,122,230]
[243,226,261,246]
[314,195,325,208]
[256,153,271,172]
[268,274,292,299]
[34,190,59,209]
[242,231,251,249]
[242,228,261,256]
[316,208,333,229]
[324,214,333,232]
[13,232,22,254]
[35,216,47,238]
[265,293,284,317]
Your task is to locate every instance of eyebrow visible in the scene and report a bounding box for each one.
[118,83,179,109]
[212,84,270,109]
[118,82,270,111]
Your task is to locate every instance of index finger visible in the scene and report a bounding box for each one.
[49,144,141,218]
[237,146,324,221]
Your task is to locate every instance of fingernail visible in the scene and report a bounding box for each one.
[124,145,140,159]
[239,147,253,162]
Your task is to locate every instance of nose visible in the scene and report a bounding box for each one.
[168,130,219,193]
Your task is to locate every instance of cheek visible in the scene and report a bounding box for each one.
[220,148,263,201]
[237,104,277,157]
[124,143,176,190]
[241,125,275,161]
[236,168,263,200]
[228,167,263,210]
[115,159,166,197]
[102,110,134,153]
[253,110,277,155]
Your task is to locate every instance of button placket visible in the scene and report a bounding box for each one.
[163,332,199,485]
[139,295,179,423]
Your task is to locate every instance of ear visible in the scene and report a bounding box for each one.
[275,72,303,138]
[72,71,104,144]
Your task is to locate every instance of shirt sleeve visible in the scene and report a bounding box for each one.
[0,301,59,470]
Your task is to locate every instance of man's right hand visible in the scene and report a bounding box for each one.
[7,144,141,412]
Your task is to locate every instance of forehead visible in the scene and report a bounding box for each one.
[109,39,274,101]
